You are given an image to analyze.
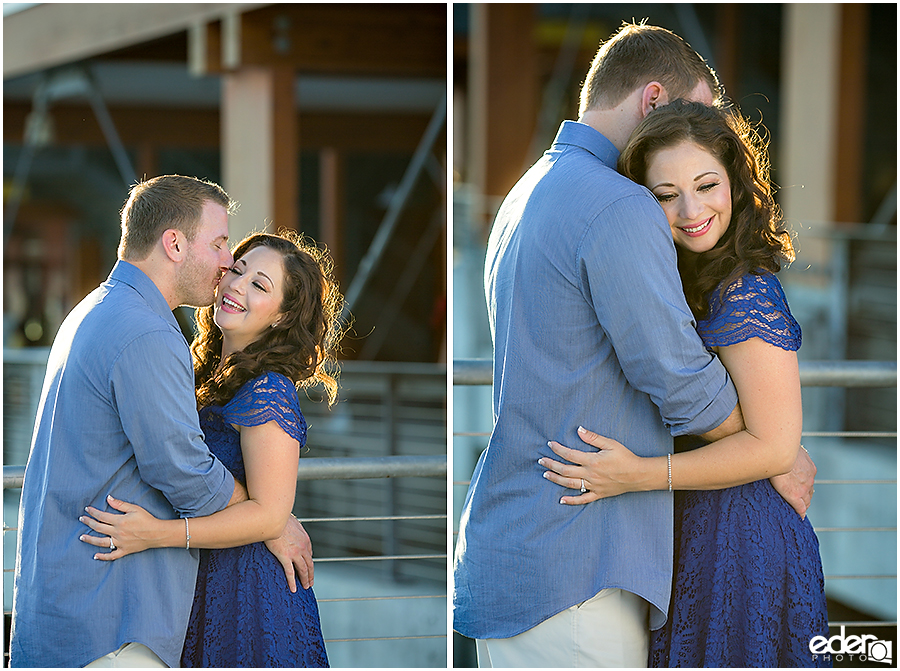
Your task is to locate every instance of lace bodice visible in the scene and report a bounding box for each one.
[697,271,801,351]
[221,371,307,445]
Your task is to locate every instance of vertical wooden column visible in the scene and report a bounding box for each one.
[221,65,298,242]
[833,4,868,225]
[319,147,345,284]
[467,4,538,228]
[780,3,841,270]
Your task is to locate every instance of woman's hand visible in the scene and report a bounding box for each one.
[78,495,167,560]
[539,426,657,504]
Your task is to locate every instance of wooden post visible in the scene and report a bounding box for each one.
[221,65,298,242]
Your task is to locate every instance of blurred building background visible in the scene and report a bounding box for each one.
[452,3,896,667]
[3,3,447,667]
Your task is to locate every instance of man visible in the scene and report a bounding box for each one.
[453,23,814,667]
[10,175,313,668]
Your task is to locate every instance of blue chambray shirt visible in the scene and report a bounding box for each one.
[10,261,236,668]
[453,121,739,639]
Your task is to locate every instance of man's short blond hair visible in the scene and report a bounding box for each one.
[118,175,235,261]
[579,21,722,117]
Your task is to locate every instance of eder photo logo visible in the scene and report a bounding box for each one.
[809,626,893,665]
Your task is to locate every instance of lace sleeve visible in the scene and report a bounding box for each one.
[222,372,307,447]
[696,272,801,352]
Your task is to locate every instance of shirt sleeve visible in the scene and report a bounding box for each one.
[698,272,802,351]
[222,372,308,447]
[578,191,738,437]
[110,329,235,517]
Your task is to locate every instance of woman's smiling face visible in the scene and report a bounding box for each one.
[645,140,732,254]
[214,245,286,351]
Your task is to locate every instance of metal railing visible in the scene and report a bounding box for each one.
[452,358,898,631]
[3,455,448,666]
[3,353,448,667]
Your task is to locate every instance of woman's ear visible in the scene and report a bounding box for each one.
[162,229,185,262]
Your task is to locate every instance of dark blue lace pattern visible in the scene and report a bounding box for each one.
[181,372,329,668]
[650,272,831,668]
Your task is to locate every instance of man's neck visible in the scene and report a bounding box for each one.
[124,256,180,310]
[577,87,646,153]
[578,108,642,154]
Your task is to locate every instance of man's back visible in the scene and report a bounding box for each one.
[453,121,736,640]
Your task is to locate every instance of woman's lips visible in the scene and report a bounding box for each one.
[679,217,712,237]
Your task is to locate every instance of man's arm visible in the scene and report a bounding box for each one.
[113,331,235,517]
[697,402,743,443]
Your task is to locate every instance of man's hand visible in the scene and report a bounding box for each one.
[769,446,816,518]
[264,516,314,592]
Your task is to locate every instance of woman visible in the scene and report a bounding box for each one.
[79,231,342,668]
[540,100,830,667]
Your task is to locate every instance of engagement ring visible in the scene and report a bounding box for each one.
[580,479,587,493]
[109,538,116,551]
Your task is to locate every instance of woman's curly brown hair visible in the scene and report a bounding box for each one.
[191,230,344,409]
[618,99,795,318]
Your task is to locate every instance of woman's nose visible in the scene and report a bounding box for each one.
[679,193,703,220]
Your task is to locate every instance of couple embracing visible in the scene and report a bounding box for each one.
[454,22,831,668]
[11,175,341,667]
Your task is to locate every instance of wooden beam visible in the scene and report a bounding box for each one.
[468,4,538,202]
[202,4,445,77]
[221,67,278,240]
[3,3,268,79]
[319,147,346,284]
[3,102,431,152]
[833,4,868,225]
[272,65,299,232]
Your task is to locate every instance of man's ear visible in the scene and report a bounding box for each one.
[162,229,185,262]
[641,82,668,117]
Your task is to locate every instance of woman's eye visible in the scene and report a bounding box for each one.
[229,267,241,275]
[699,182,720,192]
[253,281,267,292]
[655,193,675,203]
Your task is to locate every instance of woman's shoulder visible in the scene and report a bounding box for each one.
[700,270,801,351]
[225,371,300,411]
[223,371,307,444]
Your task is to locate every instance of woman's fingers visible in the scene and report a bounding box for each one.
[559,491,601,505]
[539,453,579,477]
[79,513,111,535]
[541,467,581,490]
[79,532,110,548]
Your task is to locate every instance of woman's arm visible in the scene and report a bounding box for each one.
[80,419,299,553]
[541,336,802,496]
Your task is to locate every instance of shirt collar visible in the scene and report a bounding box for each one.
[108,260,180,328]
[551,120,620,169]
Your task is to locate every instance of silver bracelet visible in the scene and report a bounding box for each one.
[185,517,191,550]
[667,453,673,492]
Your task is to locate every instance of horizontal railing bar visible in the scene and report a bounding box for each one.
[827,621,897,627]
[816,480,897,485]
[3,455,447,490]
[298,456,445,480]
[453,359,898,387]
[824,575,896,580]
[318,594,445,603]
[300,515,446,523]
[814,527,896,532]
[803,431,897,438]
[454,434,897,443]
[325,634,446,643]
[314,554,445,563]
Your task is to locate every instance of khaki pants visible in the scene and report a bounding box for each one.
[476,588,650,668]
[85,643,167,668]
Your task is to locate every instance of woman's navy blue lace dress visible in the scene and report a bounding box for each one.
[649,272,831,668]
[181,372,329,668]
